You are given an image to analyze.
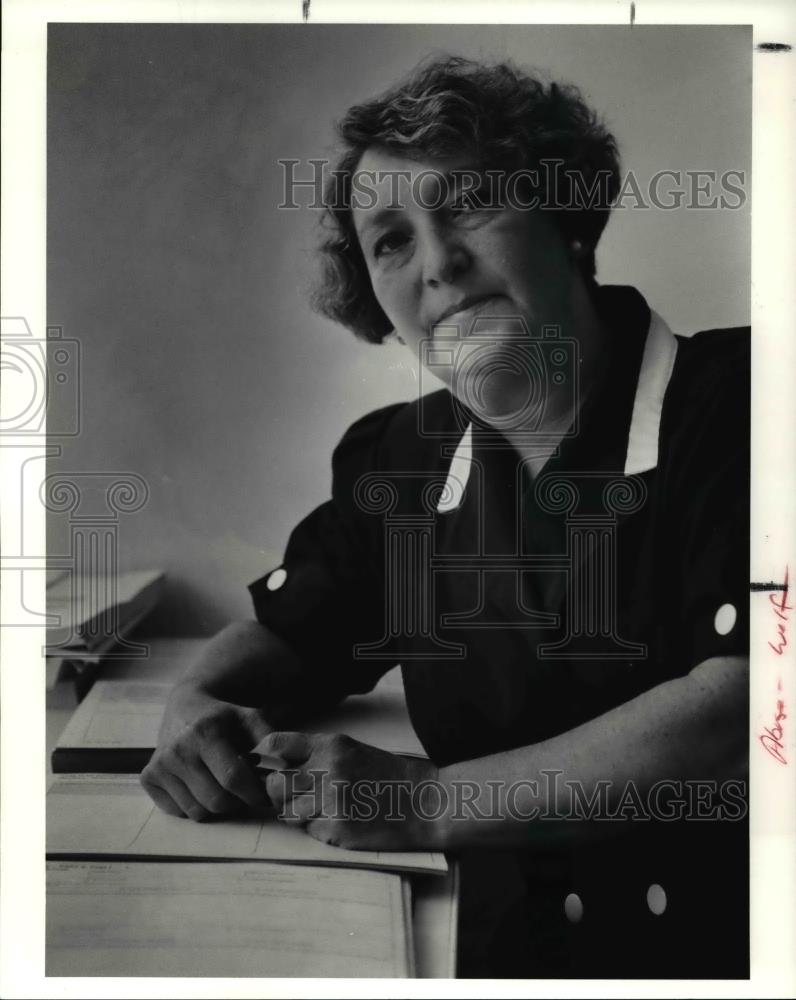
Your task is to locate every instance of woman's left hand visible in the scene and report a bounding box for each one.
[259,731,444,852]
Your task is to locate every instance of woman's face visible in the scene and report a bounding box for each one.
[350,148,580,418]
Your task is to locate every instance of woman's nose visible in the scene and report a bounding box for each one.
[420,228,470,287]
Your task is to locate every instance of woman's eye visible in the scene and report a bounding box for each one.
[373,232,410,257]
[449,185,491,214]
[450,192,481,212]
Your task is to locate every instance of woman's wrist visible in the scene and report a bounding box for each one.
[430,756,553,852]
[421,763,508,852]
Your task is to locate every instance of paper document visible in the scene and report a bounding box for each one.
[47,860,413,977]
[47,774,447,876]
[57,680,167,748]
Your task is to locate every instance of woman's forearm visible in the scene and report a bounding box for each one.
[176,620,347,718]
[434,655,748,851]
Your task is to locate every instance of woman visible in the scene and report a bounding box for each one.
[142,57,749,978]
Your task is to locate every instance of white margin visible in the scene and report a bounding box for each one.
[1,2,794,998]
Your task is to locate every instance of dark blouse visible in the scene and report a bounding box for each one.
[249,285,750,977]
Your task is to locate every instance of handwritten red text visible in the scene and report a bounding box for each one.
[759,680,787,765]
[768,566,791,655]
[761,568,791,764]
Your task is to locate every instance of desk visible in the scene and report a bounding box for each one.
[46,636,458,978]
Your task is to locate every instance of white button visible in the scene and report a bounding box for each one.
[266,567,287,592]
[714,603,737,635]
[647,883,667,916]
[564,892,583,924]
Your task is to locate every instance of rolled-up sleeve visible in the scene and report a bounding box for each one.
[248,402,406,696]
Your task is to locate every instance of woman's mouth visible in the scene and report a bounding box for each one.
[431,294,510,333]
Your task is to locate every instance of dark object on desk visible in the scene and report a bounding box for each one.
[51,745,154,773]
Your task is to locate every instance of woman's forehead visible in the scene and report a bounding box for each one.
[356,146,468,176]
[351,147,476,221]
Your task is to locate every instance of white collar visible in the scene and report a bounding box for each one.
[436,308,679,512]
[437,423,472,513]
[624,309,679,476]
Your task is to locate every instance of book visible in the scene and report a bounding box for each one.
[46,773,447,877]
[51,666,428,773]
[51,680,170,772]
[47,859,414,977]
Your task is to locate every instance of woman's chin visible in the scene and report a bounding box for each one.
[455,374,540,431]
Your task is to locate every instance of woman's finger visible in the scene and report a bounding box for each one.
[151,769,211,823]
[172,752,243,816]
[257,731,312,766]
[263,766,316,810]
[202,739,269,809]
[140,776,187,819]
[276,792,318,826]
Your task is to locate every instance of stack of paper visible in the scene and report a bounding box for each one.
[47,860,414,977]
[45,652,456,978]
[46,773,448,876]
[46,773,446,977]
[51,680,170,772]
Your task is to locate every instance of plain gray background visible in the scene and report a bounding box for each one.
[47,24,751,634]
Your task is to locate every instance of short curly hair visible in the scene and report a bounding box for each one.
[312,55,621,344]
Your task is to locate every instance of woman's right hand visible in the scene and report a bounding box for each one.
[140,681,272,821]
